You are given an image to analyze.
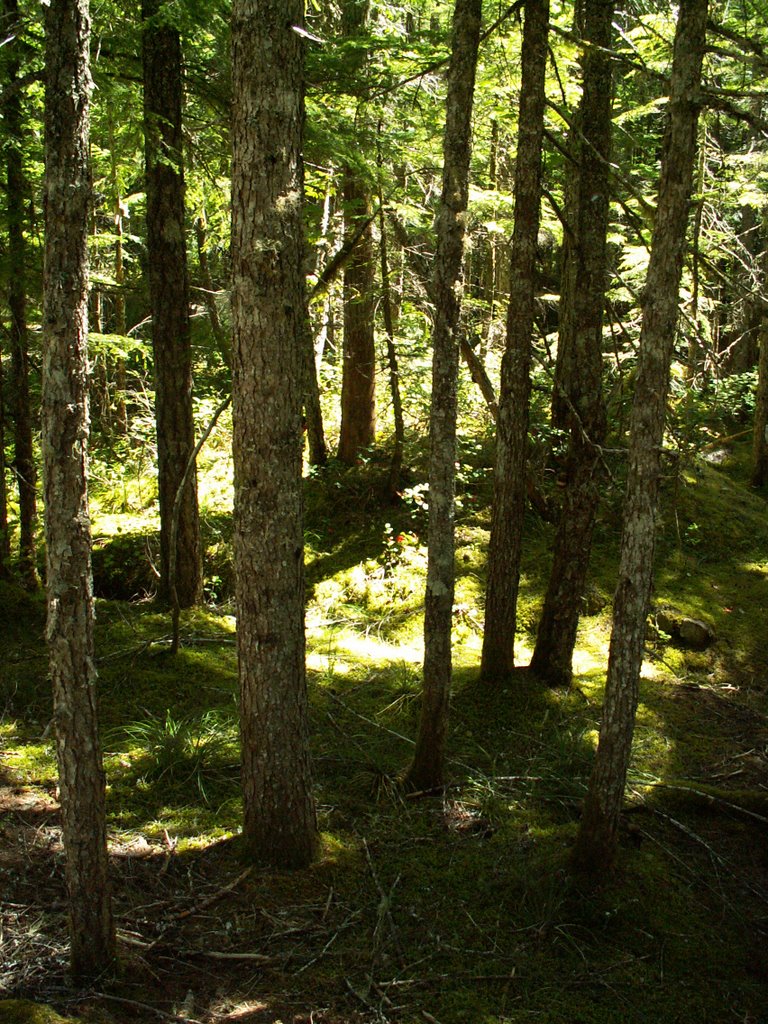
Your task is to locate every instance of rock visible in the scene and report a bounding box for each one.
[678,617,715,649]
[654,609,715,649]
[0,1002,76,1024]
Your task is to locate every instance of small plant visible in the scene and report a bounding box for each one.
[120,709,237,803]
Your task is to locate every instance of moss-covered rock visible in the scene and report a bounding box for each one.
[0,1001,77,1024]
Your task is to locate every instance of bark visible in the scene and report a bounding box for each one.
[231,0,317,868]
[480,0,549,680]
[572,0,708,877]
[337,0,376,465]
[338,170,377,463]
[107,102,128,434]
[752,296,768,487]
[404,0,482,792]
[194,215,231,368]
[42,0,114,979]
[378,198,405,499]
[5,0,38,589]
[529,0,613,688]
[0,347,10,576]
[142,0,202,607]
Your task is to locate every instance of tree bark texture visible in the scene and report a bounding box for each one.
[337,0,376,465]
[751,227,768,487]
[42,0,114,979]
[529,0,613,688]
[405,0,482,791]
[338,169,377,464]
[231,0,317,869]
[142,0,202,608]
[4,0,38,588]
[378,199,405,499]
[0,346,10,576]
[572,0,708,877]
[481,0,549,680]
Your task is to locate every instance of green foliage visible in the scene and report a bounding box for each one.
[118,708,238,804]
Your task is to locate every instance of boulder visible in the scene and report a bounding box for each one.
[655,609,715,649]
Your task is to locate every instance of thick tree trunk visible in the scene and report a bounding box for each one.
[338,170,377,464]
[572,0,708,877]
[529,0,613,688]
[480,0,549,680]
[5,0,38,589]
[42,0,114,979]
[231,0,317,869]
[142,0,202,608]
[404,0,482,792]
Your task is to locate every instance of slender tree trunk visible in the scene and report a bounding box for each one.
[303,317,328,467]
[752,272,768,486]
[338,0,376,465]
[194,214,232,368]
[231,0,317,868]
[338,169,377,463]
[42,0,114,979]
[0,348,10,577]
[5,0,38,589]
[378,196,405,499]
[142,0,202,607]
[529,0,613,688]
[480,0,549,680]
[572,0,708,877]
[404,0,482,791]
[107,103,128,434]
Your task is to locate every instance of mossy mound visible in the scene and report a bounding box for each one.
[0,1001,76,1024]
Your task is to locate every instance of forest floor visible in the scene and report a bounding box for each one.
[1,435,768,1023]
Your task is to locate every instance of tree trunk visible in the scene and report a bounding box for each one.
[338,169,377,463]
[752,289,768,487]
[480,0,549,680]
[529,0,613,688]
[42,0,114,979]
[404,0,482,792]
[0,346,10,577]
[572,0,708,877]
[5,0,38,589]
[378,197,405,499]
[337,0,376,465]
[107,101,128,434]
[142,0,202,608]
[231,0,317,869]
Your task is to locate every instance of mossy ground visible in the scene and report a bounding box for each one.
[1,436,767,1023]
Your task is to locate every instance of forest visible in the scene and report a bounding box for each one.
[1,0,768,1021]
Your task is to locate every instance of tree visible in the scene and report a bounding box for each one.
[231,0,317,868]
[337,0,377,466]
[4,0,38,589]
[572,0,709,877]
[42,0,114,978]
[142,0,202,608]
[404,0,482,792]
[0,347,10,577]
[751,219,768,488]
[529,0,614,688]
[480,0,550,680]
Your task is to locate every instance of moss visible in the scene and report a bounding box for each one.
[0,1002,76,1024]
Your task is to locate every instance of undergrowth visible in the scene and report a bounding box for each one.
[1,430,767,1023]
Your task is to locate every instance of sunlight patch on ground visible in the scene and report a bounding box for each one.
[307,627,423,675]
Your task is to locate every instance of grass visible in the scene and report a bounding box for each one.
[1,426,767,1022]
